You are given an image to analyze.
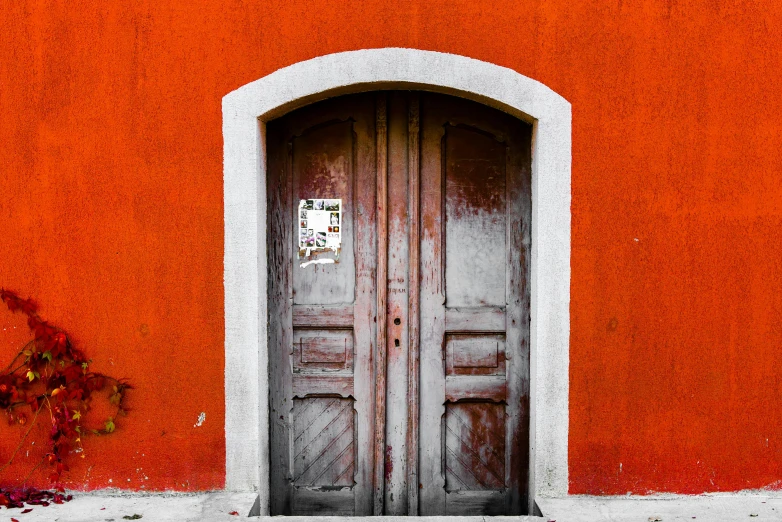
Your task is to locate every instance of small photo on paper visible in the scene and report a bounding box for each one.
[313,200,325,210]
[332,226,339,233]
[316,232,327,248]
[300,209,307,219]
[304,200,314,210]
[304,235,315,247]
[325,200,340,211]
[329,213,340,226]
[307,229,313,235]
[300,220,307,228]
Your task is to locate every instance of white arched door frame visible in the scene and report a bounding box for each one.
[222,48,571,515]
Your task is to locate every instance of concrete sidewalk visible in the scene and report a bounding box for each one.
[3,491,782,521]
[538,494,782,521]
[1,491,549,521]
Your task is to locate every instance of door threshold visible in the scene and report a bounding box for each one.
[248,494,547,519]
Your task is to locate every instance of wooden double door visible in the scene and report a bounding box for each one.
[267,91,531,516]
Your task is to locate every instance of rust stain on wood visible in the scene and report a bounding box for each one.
[384,445,394,482]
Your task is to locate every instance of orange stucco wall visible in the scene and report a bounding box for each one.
[1,0,781,494]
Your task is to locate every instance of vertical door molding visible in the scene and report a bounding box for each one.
[223,48,571,515]
[405,93,421,515]
[373,93,389,515]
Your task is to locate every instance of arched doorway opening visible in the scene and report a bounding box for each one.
[222,48,571,516]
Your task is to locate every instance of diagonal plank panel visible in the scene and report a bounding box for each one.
[445,402,506,491]
[293,397,355,486]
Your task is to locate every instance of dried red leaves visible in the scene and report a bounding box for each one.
[0,289,131,505]
[0,487,72,509]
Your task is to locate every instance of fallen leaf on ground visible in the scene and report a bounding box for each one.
[229,511,239,515]
[21,508,33,513]
[122,515,143,520]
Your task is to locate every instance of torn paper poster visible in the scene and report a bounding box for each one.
[298,198,341,261]
[300,258,336,269]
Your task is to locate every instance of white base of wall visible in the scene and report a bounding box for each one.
[538,494,782,522]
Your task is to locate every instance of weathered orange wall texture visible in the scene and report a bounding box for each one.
[1,0,781,494]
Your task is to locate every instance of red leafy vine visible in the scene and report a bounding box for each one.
[0,289,131,509]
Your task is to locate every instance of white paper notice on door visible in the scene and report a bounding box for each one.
[298,198,342,262]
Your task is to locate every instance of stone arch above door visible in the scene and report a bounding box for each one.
[222,48,571,515]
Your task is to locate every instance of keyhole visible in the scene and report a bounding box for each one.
[394,318,401,325]
[394,339,400,347]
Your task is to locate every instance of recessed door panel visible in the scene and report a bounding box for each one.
[292,397,356,487]
[292,120,355,305]
[444,125,507,308]
[445,401,506,491]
